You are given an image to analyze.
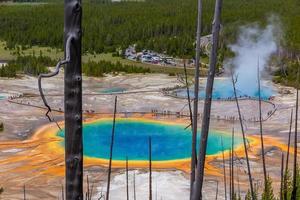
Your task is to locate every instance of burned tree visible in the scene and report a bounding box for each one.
[106,96,118,200]
[149,136,152,200]
[191,0,223,199]
[231,72,254,199]
[257,63,267,189]
[291,67,299,200]
[126,156,129,200]
[38,0,83,199]
[221,137,227,200]
[190,0,203,196]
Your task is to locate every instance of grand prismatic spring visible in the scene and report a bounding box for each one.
[56,118,243,161]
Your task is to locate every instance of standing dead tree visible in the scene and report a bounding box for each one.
[257,63,267,189]
[190,0,203,196]
[284,109,293,200]
[149,136,152,200]
[231,71,254,199]
[86,175,90,200]
[292,67,299,200]
[236,160,241,199]
[126,156,129,200]
[229,150,232,200]
[183,62,197,162]
[191,0,223,199]
[133,171,136,200]
[215,180,219,200]
[221,138,227,200]
[106,96,118,200]
[23,184,26,200]
[64,2,83,199]
[280,152,285,200]
[62,184,65,200]
[183,62,193,129]
[37,0,83,198]
[231,128,235,200]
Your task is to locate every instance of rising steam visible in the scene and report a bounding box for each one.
[225,16,281,97]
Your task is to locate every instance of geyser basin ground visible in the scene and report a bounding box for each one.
[174,79,275,100]
[57,118,243,161]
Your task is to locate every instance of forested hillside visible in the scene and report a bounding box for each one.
[0,0,299,58]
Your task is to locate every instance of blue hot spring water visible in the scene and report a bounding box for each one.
[0,94,7,100]
[100,87,126,94]
[57,119,243,161]
[175,79,275,100]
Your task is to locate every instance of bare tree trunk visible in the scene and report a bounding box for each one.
[23,184,26,200]
[229,150,232,200]
[280,152,285,200]
[62,184,65,200]
[64,0,83,199]
[126,157,129,200]
[257,64,267,189]
[89,183,94,200]
[215,180,219,200]
[133,171,136,200]
[191,0,223,199]
[87,175,90,200]
[231,71,254,199]
[221,138,227,200]
[184,62,197,164]
[284,109,293,200]
[106,96,118,200]
[292,67,299,200]
[231,128,235,200]
[237,164,241,199]
[190,0,203,196]
[184,61,193,129]
[149,137,152,200]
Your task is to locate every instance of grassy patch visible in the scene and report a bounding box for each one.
[0,42,201,75]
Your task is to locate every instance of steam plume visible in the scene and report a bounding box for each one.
[225,16,281,97]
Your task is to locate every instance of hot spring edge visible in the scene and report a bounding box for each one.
[56,118,244,162]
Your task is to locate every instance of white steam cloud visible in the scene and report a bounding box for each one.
[225,16,281,97]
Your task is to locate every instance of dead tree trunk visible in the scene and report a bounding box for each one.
[106,96,118,200]
[284,109,293,200]
[229,150,232,200]
[133,171,136,200]
[237,163,241,199]
[221,138,227,200]
[280,152,285,200]
[191,0,223,199]
[23,184,26,200]
[292,67,299,200]
[215,180,219,200]
[184,62,193,129]
[257,64,267,189]
[62,184,65,200]
[231,128,235,200]
[64,0,83,198]
[126,156,129,200]
[149,137,152,200]
[87,175,90,200]
[190,0,203,196]
[231,71,254,199]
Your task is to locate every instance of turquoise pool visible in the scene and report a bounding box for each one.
[174,79,275,100]
[57,119,243,161]
[100,87,126,94]
[0,93,7,100]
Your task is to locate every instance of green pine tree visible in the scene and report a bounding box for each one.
[262,176,276,200]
